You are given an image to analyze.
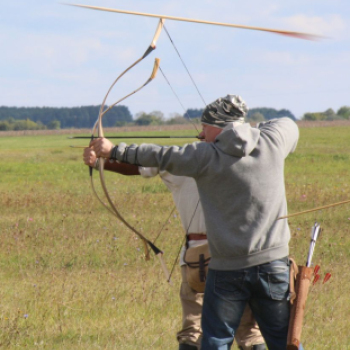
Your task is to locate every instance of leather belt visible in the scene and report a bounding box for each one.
[187,233,207,241]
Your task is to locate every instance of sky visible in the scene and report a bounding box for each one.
[1,0,349,120]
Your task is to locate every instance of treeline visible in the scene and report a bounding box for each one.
[302,106,350,121]
[0,106,298,130]
[0,106,132,130]
[0,118,48,131]
[0,105,349,131]
[128,105,350,125]
[184,107,296,122]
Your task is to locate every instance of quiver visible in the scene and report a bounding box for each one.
[287,264,313,350]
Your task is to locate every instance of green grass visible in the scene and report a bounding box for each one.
[0,125,350,349]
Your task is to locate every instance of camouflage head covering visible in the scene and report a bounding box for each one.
[201,94,248,128]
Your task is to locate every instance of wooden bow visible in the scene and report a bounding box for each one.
[69,2,325,282]
[89,19,171,281]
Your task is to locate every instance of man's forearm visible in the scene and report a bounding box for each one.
[111,142,201,178]
[103,160,140,176]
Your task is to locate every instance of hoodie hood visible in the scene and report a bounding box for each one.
[215,122,260,157]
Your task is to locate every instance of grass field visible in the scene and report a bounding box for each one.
[0,123,349,349]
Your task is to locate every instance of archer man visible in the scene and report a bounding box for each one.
[91,94,304,350]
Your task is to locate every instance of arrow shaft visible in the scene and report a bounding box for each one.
[68,3,322,40]
[70,135,200,139]
[278,199,350,220]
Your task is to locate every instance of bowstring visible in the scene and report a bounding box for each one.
[167,198,201,282]
[160,22,207,134]
[162,24,207,106]
[155,25,208,279]
[158,66,200,135]
[153,205,177,244]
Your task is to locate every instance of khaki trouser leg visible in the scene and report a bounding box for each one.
[235,304,265,349]
[177,266,203,349]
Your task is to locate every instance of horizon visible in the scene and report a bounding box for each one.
[1,1,349,120]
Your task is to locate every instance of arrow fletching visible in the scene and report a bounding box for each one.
[313,264,320,275]
[312,274,320,285]
[323,273,332,284]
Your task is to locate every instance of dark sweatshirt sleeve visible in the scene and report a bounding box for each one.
[115,141,203,178]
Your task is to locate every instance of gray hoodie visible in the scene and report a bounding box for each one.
[116,117,299,270]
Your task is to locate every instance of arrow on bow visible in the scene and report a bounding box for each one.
[65,3,324,40]
[70,136,202,139]
[277,199,350,220]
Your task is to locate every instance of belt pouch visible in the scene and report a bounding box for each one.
[184,242,211,293]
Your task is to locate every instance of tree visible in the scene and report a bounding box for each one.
[337,106,350,119]
[115,120,129,127]
[323,108,337,120]
[247,112,265,122]
[8,118,46,130]
[0,121,11,130]
[303,108,345,121]
[134,111,164,126]
[0,105,133,129]
[184,108,203,119]
[247,108,296,121]
[166,114,188,125]
[48,120,60,130]
[302,112,326,121]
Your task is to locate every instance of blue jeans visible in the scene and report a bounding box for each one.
[201,257,303,350]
